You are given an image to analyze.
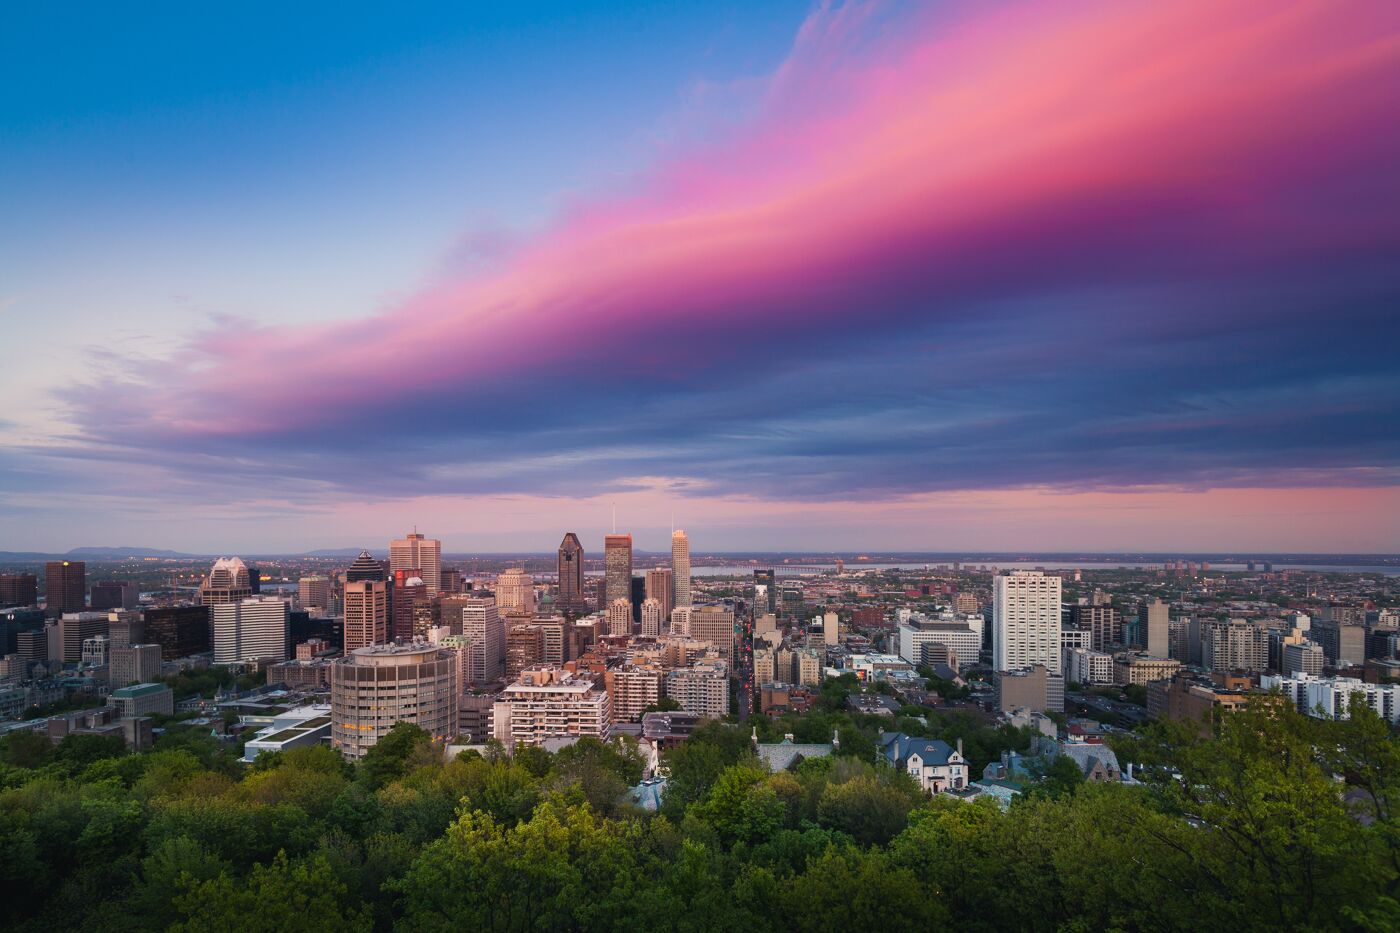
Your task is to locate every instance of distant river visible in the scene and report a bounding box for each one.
[690,561,1399,577]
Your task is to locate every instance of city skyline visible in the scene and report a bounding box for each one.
[3,1,1398,553]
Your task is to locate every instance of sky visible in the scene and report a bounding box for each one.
[1,0,1398,555]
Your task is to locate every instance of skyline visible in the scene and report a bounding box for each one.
[3,0,1398,552]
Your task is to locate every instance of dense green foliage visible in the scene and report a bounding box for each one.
[0,701,1395,931]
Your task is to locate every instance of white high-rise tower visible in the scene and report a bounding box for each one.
[993,570,1062,673]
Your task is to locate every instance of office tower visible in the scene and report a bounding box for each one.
[247,565,262,594]
[1142,598,1170,657]
[645,568,674,617]
[534,616,568,665]
[453,597,504,684]
[670,605,692,637]
[954,592,979,614]
[0,573,39,608]
[144,606,210,659]
[211,596,289,663]
[391,571,430,641]
[671,529,691,608]
[1312,619,1366,667]
[754,569,777,615]
[390,531,442,594]
[898,618,981,671]
[641,598,663,638]
[105,612,143,648]
[346,549,388,582]
[0,573,39,609]
[89,580,139,612]
[491,668,612,747]
[557,533,586,614]
[630,576,646,628]
[495,568,536,616]
[298,575,331,612]
[330,643,459,759]
[1068,605,1123,652]
[51,612,108,663]
[441,567,463,594]
[111,643,162,687]
[607,598,633,637]
[44,560,86,616]
[689,605,736,665]
[604,534,633,613]
[780,582,805,618]
[344,580,388,651]
[1283,641,1325,677]
[199,557,252,606]
[993,570,1063,674]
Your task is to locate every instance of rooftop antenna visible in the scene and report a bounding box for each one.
[612,502,617,534]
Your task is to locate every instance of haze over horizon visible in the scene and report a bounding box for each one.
[3,0,1397,553]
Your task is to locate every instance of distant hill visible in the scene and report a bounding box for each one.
[65,546,195,558]
[300,548,387,558]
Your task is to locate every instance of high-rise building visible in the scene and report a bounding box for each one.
[298,575,331,612]
[557,533,586,614]
[89,580,138,612]
[607,598,633,636]
[641,598,664,638]
[390,531,442,594]
[823,611,840,646]
[645,568,674,618]
[492,667,611,747]
[495,568,536,616]
[391,571,430,642]
[671,530,691,608]
[343,580,388,651]
[199,557,252,606]
[1068,605,1123,652]
[111,643,162,687]
[606,664,663,722]
[330,643,459,759]
[505,623,545,680]
[665,659,729,717]
[211,597,289,663]
[604,534,633,614]
[689,605,736,666]
[44,561,86,616]
[993,570,1062,674]
[1200,618,1269,674]
[0,573,39,608]
[346,549,388,582]
[144,606,210,659]
[50,612,107,663]
[451,597,504,684]
[1142,598,1170,658]
[754,569,777,615]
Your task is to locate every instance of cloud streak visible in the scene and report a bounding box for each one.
[46,0,1400,516]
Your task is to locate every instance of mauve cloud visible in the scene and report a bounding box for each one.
[49,0,1400,506]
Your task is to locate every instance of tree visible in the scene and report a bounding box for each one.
[1026,753,1084,800]
[0,729,53,768]
[358,722,435,790]
[816,774,920,846]
[169,851,371,932]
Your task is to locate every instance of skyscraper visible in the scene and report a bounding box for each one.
[390,531,442,594]
[557,533,585,614]
[344,579,388,651]
[198,557,252,606]
[0,573,39,608]
[604,534,633,614]
[44,560,86,617]
[391,571,429,641]
[640,598,664,638]
[346,549,388,582]
[1142,597,1170,658]
[754,569,777,615]
[645,568,674,617]
[90,580,139,612]
[212,596,289,663]
[331,643,459,760]
[495,568,536,616]
[993,570,1062,674]
[671,530,691,608]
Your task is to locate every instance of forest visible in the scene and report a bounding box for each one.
[0,695,1396,932]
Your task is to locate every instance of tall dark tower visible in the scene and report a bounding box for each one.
[44,560,86,617]
[557,533,585,615]
[346,550,387,582]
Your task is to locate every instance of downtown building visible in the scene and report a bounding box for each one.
[993,571,1062,674]
[330,642,459,759]
[144,605,210,659]
[212,596,289,664]
[1262,672,1400,724]
[665,658,729,718]
[492,667,611,747]
[556,533,587,614]
[198,557,253,606]
[390,531,442,595]
[688,605,736,666]
[344,579,388,651]
[671,529,691,609]
[604,534,633,614]
[44,560,86,616]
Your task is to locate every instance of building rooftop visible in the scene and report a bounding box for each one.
[111,682,169,698]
